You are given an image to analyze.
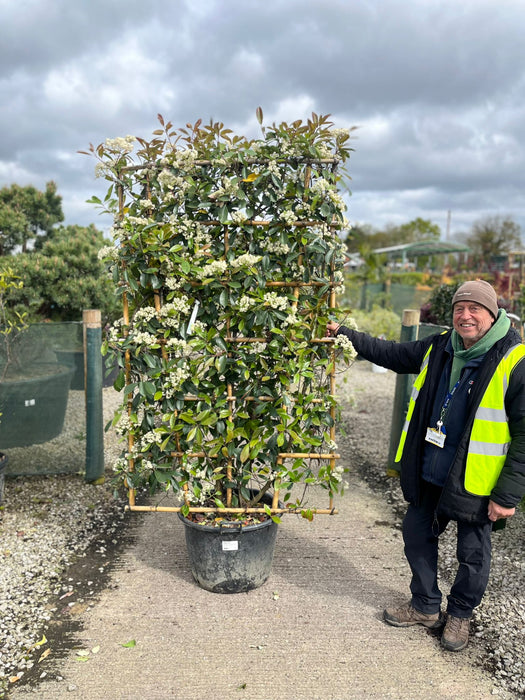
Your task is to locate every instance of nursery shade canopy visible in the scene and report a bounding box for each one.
[374,240,469,265]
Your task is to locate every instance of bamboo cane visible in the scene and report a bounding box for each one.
[126,504,338,515]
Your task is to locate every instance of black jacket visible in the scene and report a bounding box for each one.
[336,325,525,522]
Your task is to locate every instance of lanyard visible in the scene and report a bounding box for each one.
[438,380,460,429]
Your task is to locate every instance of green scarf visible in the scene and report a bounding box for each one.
[449,309,511,390]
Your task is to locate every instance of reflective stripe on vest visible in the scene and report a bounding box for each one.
[465,342,525,495]
[394,345,432,463]
[395,339,525,496]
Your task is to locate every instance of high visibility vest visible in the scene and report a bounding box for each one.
[395,341,525,496]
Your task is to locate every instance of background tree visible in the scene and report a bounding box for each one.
[397,217,441,242]
[0,181,64,254]
[0,224,119,324]
[344,222,376,253]
[345,217,441,253]
[465,215,522,270]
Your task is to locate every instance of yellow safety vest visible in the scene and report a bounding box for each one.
[395,341,525,496]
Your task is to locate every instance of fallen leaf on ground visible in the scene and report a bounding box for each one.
[121,639,136,648]
[38,648,51,663]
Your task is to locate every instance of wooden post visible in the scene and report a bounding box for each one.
[387,309,420,476]
[83,309,105,483]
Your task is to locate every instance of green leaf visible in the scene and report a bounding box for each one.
[121,639,137,648]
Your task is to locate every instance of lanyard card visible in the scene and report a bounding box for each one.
[425,426,446,449]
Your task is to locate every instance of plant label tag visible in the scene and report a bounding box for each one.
[425,427,446,448]
[222,541,239,552]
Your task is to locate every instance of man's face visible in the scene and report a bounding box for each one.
[453,302,495,348]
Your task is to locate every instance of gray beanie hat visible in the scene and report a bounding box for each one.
[451,279,499,318]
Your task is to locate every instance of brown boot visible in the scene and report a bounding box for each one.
[441,614,471,651]
[383,602,443,629]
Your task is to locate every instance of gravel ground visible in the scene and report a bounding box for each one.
[1,364,524,698]
[0,387,126,699]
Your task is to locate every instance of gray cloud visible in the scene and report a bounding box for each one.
[1,0,525,236]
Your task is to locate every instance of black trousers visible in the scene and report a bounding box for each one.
[402,480,492,618]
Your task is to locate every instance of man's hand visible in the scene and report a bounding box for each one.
[488,499,515,522]
[326,322,340,337]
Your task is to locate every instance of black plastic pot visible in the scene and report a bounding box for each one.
[179,493,281,594]
[0,364,74,448]
[0,452,6,505]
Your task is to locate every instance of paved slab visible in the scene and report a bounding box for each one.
[10,470,508,700]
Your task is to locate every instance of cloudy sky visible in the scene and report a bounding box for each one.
[1,0,524,240]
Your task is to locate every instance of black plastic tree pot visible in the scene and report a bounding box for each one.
[178,491,281,594]
[0,364,74,448]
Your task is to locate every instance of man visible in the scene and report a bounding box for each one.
[327,280,525,651]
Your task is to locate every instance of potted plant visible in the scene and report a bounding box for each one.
[0,269,73,449]
[89,110,356,592]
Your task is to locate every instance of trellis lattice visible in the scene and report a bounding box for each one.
[97,116,353,517]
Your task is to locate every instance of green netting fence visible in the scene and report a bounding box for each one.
[341,280,433,316]
[0,316,109,478]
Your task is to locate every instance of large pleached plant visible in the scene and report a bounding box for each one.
[87,109,356,522]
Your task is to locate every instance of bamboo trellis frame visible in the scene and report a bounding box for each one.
[118,155,343,516]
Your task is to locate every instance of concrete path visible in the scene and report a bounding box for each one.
[10,471,508,700]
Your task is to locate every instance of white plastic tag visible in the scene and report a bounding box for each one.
[425,427,446,448]
[187,300,200,335]
[222,541,239,551]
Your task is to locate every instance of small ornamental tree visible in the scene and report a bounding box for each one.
[87,110,356,520]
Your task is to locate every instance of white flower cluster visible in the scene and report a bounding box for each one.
[107,318,126,343]
[104,135,136,153]
[250,341,267,354]
[231,211,248,225]
[310,178,332,195]
[163,366,190,397]
[263,292,289,311]
[140,430,164,450]
[94,162,111,179]
[196,259,228,279]
[209,176,240,200]
[130,330,158,346]
[166,338,191,356]
[141,459,157,473]
[97,245,119,261]
[328,190,346,212]
[112,457,128,473]
[139,199,154,210]
[310,178,346,212]
[267,160,281,177]
[171,148,199,168]
[330,128,350,140]
[238,295,257,312]
[158,169,178,189]
[230,253,261,269]
[169,216,212,250]
[260,240,290,255]
[280,210,298,225]
[334,333,357,360]
[165,276,182,291]
[127,216,150,226]
[160,296,191,317]
[115,412,134,436]
[317,142,335,159]
[282,309,300,328]
[330,464,346,483]
[134,307,158,323]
